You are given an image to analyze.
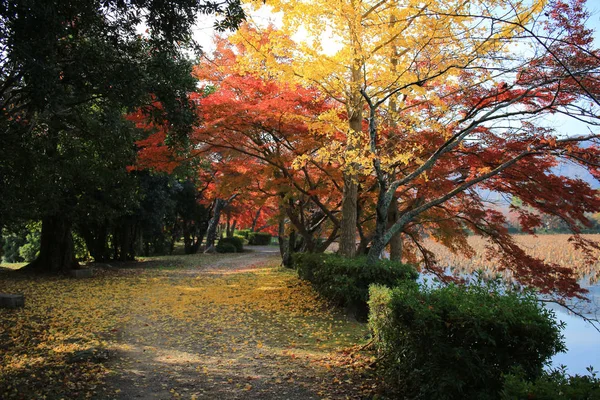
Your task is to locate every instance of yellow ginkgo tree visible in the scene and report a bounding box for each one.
[234,0,550,255]
[231,0,600,302]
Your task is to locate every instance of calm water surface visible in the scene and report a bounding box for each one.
[548,283,600,375]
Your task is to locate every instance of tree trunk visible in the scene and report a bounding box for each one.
[228,219,237,238]
[251,207,262,231]
[24,215,79,273]
[339,173,358,257]
[79,222,110,262]
[204,198,227,253]
[388,195,403,261]
[282,229,296,268]
[367,182,391,264]
[339,63,363,258]
[278,217,286,261]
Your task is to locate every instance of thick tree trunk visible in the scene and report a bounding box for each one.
[79,222,110,262]
[339,172,358,257]
[24,216,79,273]
[388,196,403,261]
[339,65,363,257]
[282,229,296,268]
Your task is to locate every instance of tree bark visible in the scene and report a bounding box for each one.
[339,172,359,257]
[79,222,110,262]
[388,195,403,261]
[251,207,262,231]
[24,215,79,273]
[204,195,236,253]
[339,62,363,258]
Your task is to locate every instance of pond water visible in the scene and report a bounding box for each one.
[547,282,600,375]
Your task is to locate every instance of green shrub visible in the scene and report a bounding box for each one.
[233,234,249,245]
[368,280,565,400]
[217,237,244,252]
[248,232,272,245]
[19,223,41,262]
[2,232,25,263]
[502,367,600,399]
[216,241,237,253]
[294,253,417,320]
[235,229,252,239]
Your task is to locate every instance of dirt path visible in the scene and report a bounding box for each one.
[95,248,372,400]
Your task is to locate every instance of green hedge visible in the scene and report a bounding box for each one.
[502,367,600,399]
[235,229,251,239]
[216,237,244,253]
[294,253,417,320]
[368,280,565,399]
[215,242,237,253]
[248,232,272,245]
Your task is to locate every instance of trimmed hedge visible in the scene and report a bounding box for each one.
[217,237,244,253]
[368,281,565,400]
[235,229,251,239]
[294,253,417,320]
[216,242,237,253]
[502,367,600,399]
[248,232,272,245]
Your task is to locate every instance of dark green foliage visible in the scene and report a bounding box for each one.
[216,242,237,253]
[1,230,26,263]
[294,253,417,320]
[248,232,272,245]
[368,280,565,400]
[0,0,244,272]
[18,223,41,262]
[502,367,600,399]
[218,237,244,253]
[175,179,210,255]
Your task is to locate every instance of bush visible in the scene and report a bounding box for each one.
[219,236,244,253]
[217,237,244,253]
[502,367,600,399]
[233,234,249,245]
[248,232,272,245]
[294,253,417,320]
[2,232,25,263]
[235,229,252,239]
[368,279,565,400]
[19,223,41,262]
[216,242,237,253]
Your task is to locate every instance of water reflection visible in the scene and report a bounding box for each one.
[547,282,600,375]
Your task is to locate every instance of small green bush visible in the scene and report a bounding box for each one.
[248,232,272,245]
[19,223,41,262]
[218,237,244,252]
[369,280,565,400]
[294,253,417,320]
[233,234,249,245]
[1,230,26,263]
[235,229,251,239]
[216,241,237,253]
[502,367,600,399]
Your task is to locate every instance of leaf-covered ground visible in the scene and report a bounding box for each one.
[0,248,376,399]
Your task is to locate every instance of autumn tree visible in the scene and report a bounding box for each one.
[0,0,245,272]
[237,0,546,256]
[232,0,600,298]
[192,41,346,254]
